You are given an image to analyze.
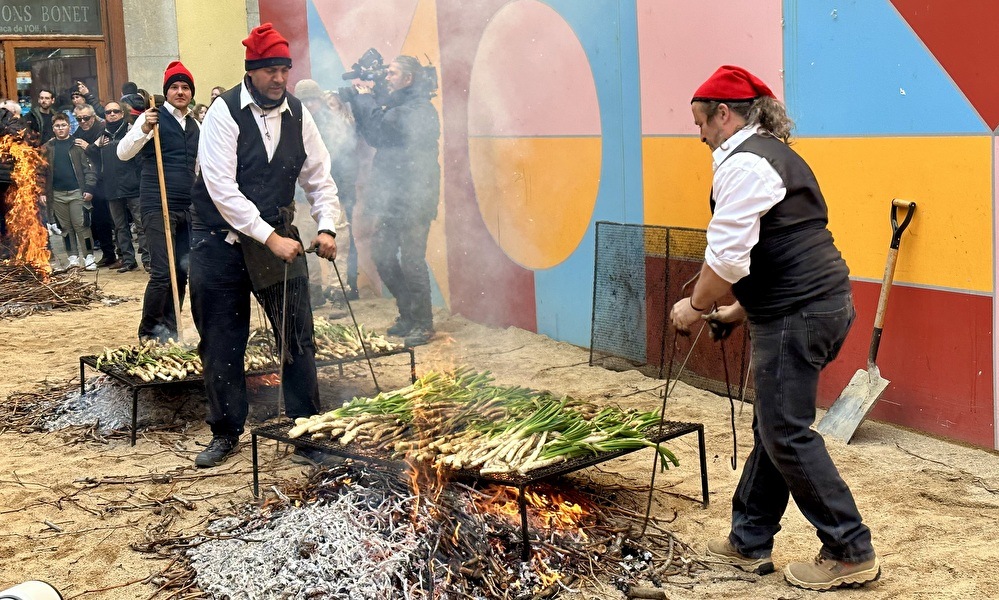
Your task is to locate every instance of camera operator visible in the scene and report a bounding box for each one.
[342,55,440,347]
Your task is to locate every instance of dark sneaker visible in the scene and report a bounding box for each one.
[291,446,342,467]
[387,317,413,337]
[705,538,774,575]
[142,262,152,273]
[117,262,138,273]
[344,287,359,301]
[96,255,119,268]
[194,436,239,468]
[404,327,435,347]
[784,555,880,591]
[102,260,124,270]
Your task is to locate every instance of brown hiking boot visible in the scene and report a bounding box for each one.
[784,554,880,591]
[705,538,774,575]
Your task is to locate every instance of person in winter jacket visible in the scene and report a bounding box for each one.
[39,112,98,270]
[343,55,440,347]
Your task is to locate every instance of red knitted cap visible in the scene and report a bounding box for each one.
[163,61,195,97]
[243,23,292,71]
[691,65,775,103]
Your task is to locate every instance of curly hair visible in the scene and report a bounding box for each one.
[702,96,795,144]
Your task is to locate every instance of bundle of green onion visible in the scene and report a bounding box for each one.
[288,367,679,475]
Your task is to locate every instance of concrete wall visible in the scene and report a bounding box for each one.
[121,0,250,104]
[120,0,179,94]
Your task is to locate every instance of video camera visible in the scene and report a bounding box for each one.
[342,48,388,83]
[342,48,439,97]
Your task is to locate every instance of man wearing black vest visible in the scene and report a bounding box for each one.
[669,66,879,591]
[188,23,341,468]
[118,61,199,342]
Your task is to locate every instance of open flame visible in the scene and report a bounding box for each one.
[248,373,282,389]
[475,485,593,537]
[0,133,50,274]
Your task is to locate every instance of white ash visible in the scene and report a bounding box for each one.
[188,483,426,599]
[44,376,204,434]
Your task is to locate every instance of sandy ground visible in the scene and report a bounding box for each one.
[2,270,999,599]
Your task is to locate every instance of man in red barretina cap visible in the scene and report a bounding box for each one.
[118,60,199,342]
[669,66,879,591]
[188,23,342,468]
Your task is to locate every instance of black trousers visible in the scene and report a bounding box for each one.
[91,193,116,261]
[139,209,190,341]
[370,215,433,327]
[190,229,320,438]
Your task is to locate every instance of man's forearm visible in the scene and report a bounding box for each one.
[690,263,733,311]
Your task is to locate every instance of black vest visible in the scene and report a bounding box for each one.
[139,104,199,213]
[711,134,850,320]
[190,87,306,231]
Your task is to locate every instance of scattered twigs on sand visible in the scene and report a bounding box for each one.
[0,262,125,318]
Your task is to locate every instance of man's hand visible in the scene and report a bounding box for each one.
[310,231,338,260]
[141,108,159,134]
[701,303,746,341]
[265,232,303,263]
[74,138,89,150]
[670,297,707,334]
[39,194,46,205]
[82,192,93,203]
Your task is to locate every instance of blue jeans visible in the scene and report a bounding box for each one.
[189,229,320,438]
[730,293,875,562]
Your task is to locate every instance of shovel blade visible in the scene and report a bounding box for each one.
[816,366,890,444]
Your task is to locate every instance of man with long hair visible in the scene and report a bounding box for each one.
[670,65,879,591]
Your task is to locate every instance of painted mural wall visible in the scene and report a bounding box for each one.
[257,0,997,450]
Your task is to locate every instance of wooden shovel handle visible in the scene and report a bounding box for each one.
[868,199,917,366]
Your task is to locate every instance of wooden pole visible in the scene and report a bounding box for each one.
[148,96,184,342]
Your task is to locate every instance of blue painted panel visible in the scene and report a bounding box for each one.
[306,0,348,91]
[535,0,644,346]
[784,0,985,135]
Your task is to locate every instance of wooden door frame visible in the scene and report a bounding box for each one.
[0,0,127,105]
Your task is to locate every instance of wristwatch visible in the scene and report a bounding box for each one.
[318,229,336,238]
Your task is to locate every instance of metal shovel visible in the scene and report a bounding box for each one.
[816,198,916,443]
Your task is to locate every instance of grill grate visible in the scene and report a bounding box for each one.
[80,348,417,446]
[253,419,702,488]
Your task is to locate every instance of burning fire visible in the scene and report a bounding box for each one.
[476,485,593,537]
[0,133,50,274]
[248,373,282,389]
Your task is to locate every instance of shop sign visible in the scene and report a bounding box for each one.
[0,0,102,36]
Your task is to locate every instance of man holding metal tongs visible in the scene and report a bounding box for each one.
[188,23,342,469]
[670,66,880,591]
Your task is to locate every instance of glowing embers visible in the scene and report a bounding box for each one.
[0,133,49,274]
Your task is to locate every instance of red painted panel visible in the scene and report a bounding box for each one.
[891,1,999,130]
[819,281,994,448]
[259,0,312,81]
[645,256,748,390]
[438,0,536,330]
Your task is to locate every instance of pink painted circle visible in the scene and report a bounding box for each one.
[467,0,601,270]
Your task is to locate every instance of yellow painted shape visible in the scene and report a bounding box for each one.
[797,136,992,292]
[643,135,993,293]
[175,0,247,97]
[403,0,448,305]
[470,136,601,269]
[643,136,715,229]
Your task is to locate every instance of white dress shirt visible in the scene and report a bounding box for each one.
[197,82,341,244]
[705,126,787,284]
[116,103,193,161]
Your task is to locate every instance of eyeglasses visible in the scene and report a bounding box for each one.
[105,109,122,114]
[79,116,94,122]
